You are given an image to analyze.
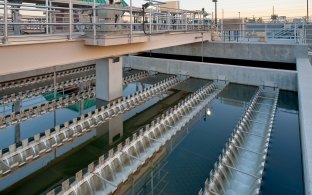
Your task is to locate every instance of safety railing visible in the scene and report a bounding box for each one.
[199,87,279,195]
[0,76,181,178]
[0,1,210,45]
[46,80,228,195]
[213,22,308,45]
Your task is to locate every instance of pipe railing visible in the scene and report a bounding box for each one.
[0,1,209,44]
[213,21,309,44]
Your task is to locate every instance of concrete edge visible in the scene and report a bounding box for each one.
[297,57,312,195]
[125,56,297,91]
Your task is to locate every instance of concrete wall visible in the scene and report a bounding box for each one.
[153,42,308,63]
[297,58,312,195]
[124,56,297,91]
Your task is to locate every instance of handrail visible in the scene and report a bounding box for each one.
[0,1,209,45]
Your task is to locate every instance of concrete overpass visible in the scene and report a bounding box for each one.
[0,32,210,77]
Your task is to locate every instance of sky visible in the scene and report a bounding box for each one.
[131,0,307,19]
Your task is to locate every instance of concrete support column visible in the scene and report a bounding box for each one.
[96,57,122,101]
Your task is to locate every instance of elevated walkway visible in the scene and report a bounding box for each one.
[0,32,210,77]
[200,86,279,195]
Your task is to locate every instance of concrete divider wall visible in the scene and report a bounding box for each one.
[125,56,297,91]
[153,42,308,63]
[297,58,312,195]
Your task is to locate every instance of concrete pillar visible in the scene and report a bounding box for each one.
[96,57,122,101]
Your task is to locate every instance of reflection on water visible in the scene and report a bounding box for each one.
[129,87,304,195]
[0,99,96,149]
[4,75,201,195]
[128,84,256,195]
[1,80,304,195]
[261,91,304,195]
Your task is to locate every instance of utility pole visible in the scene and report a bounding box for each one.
[212,0,218,25]
[308,0,309,23]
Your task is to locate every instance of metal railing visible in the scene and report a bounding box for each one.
[0,1,209,44]
[213,21,310,45]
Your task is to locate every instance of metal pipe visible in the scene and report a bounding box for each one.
[46,0,49,34]
[308,0,309,23]
[3,0,8,44]
[69,0,73,40]
[130,0,133,43]
[49,1,53,33]
[93,0,96,44]
[149,0,152,35]
[213,0,217,26]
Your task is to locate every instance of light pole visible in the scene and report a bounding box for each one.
[308,0,309,23]
[212,0,218,25]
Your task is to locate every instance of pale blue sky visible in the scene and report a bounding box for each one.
[132,0,306,18]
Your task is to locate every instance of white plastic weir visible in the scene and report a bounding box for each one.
[0,74,95,106]
[199,86,279,195]
[47,81,228,195]
[0,76,180,180]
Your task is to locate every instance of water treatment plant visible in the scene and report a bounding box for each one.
[0,0,311,194]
